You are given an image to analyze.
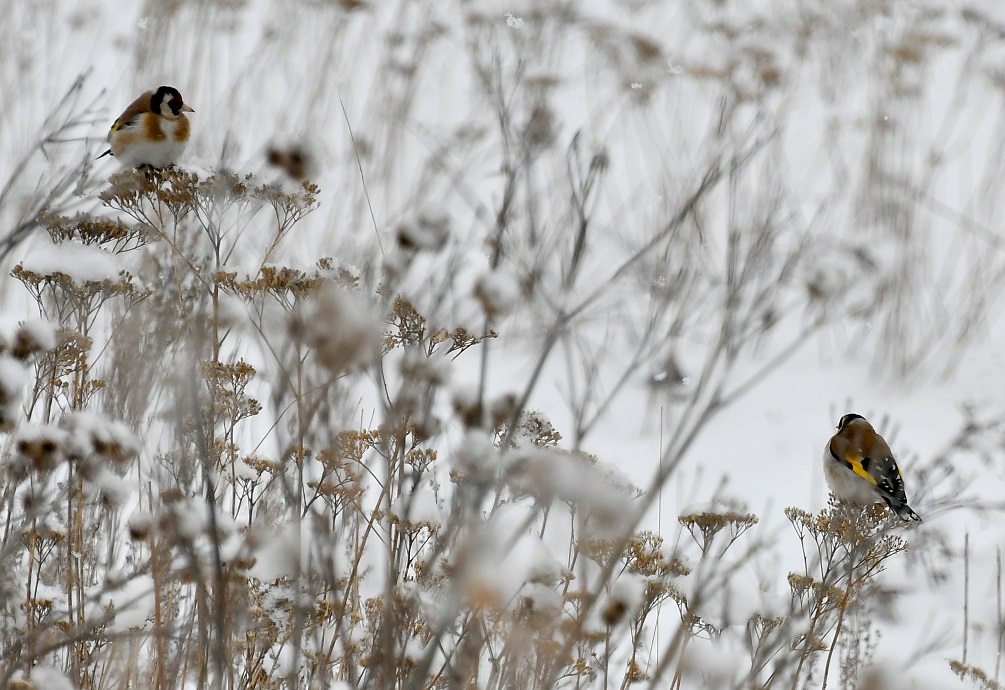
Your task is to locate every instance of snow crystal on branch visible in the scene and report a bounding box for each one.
[18,238,125,284]
[389,485,442,529]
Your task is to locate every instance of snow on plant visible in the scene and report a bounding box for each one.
[0,1,1002,689]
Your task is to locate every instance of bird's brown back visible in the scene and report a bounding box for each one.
[833,420,894,461]
[110,90,155,133]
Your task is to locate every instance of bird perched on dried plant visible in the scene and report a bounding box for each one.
[98,86,194,168]
[824,413,922,522]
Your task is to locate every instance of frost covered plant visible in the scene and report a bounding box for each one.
[679,504,759,557]
[0,322,57,430]
[0,0,1000,688]
[292,286,382,376]
[0,152,325,686]
[1,411,140,685]
[782,500,911,690]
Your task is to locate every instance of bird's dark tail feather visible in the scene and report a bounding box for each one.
[887,499,922,522]
[96,149,112,160]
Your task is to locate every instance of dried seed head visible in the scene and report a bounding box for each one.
[60,412,140,467]
[489,392,519,429]
[160,487,184,505]
[601,598,629,626]
[450,430,502,484]
[395,212,450,252]
[452,386,483,429]
[10,322,58,361]
[293,287,381,376]
[473,267,521,318]
[14,425,67,474]
[601,576,646,626]
[127,511,156,540]
[266,144,314,181]
[524,103,556,149]
[95,469,132,509]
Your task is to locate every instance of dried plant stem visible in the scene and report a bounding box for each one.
[997,547,1003,682]
[340,99,384,255]
[964,532,970,665]
[821,553,855,690]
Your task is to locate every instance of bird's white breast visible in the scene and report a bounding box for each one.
[116,139,187,168]
[822,446,881,505]
[111,116,188,168]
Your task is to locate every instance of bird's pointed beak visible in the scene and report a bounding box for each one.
[182,104,195,113]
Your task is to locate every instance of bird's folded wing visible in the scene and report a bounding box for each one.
[111,91,154,132]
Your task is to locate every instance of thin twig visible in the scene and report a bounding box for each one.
[340,99,384,254]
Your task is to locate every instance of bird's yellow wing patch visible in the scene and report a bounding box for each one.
[843,453,877,485]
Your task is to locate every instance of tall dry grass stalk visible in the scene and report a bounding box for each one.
[0,2,1003,689]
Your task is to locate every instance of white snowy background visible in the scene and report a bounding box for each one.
[3,0,1005,688]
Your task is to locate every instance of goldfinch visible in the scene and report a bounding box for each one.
[824,413,922,522]
[98,86,194,168]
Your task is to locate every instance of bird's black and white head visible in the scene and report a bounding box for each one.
[151,86,194,117]
[836,413,867,431]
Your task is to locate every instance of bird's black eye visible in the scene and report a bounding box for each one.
[170,90,184,111]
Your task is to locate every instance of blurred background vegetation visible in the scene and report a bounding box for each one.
[1,1,1004,688]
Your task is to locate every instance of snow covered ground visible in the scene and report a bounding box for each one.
[2,1,1005,688]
